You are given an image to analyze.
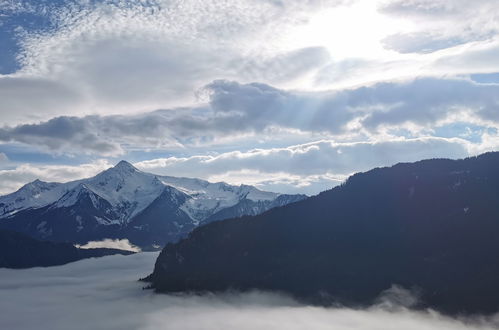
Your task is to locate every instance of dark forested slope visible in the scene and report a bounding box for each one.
[0,229,133,268]
[146,152,499,315]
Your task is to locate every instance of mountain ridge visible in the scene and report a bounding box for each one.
[0,161,306,249]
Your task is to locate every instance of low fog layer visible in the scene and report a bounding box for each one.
[0,253,497,330]
[75,238,141,252]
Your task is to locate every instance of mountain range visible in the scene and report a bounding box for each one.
[146,152,499,315]
[0,161,305,250]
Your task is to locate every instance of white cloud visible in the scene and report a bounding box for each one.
[0,0,343,124]
[135,137,472,195]
[5,0,499,127]
[3,0,499,197]
[0,252,496,330]
[380,0,499,53]
[0,136,478,196]
[75,239,141,252]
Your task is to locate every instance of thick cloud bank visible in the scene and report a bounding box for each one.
[0,252,497,330]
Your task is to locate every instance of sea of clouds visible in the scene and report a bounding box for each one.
[0,252,498,330]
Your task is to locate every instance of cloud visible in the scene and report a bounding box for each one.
[432,41,499,76]
[0,136,476,196]
[352,78,499,130]
[381,32,466,54]
[0,116,124,156]
[75,239,141,252]
[4,1,499,199]
[0,108,250,155]
[380,0,499,54]
[5,77,498,157]
[3,0,499,130]
[0,76,83,124]
[236,46,331,85]
[3,0,499,127]
[0,0,342,124]
[0,159,112,195]
[0,252,497,330]
[205,78,499,137]
[206,77,499,138]
[135,137,471,194]
[2,76,499,196]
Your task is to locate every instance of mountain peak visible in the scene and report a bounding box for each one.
[26,179,46,187]
[113,160,138,172]
[21,179,52,191]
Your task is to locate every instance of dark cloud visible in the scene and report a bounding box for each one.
[355,78,499,129]
[1,77,499,156]
[0,116,123,156]
[206,79,357,133]
[207,78,499,133]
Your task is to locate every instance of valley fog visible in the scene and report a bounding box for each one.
[0,253,497,330]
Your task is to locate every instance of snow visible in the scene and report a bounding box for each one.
[36,221,52,237]
[36,221,47,231]
[0,179,79,219]
[0,160,285,225]
[54,184,90,208]
[84,164,165,222]
[159,176,279,222]
[94,216,120,226]
[35,163,166,225]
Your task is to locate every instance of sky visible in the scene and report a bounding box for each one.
[1,0,499,195]
[0,252,498,330]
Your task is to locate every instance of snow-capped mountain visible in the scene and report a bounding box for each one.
[0,161,306,249]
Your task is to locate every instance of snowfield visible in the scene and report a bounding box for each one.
[0,161,286,225]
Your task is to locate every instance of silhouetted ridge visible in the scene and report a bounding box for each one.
[146,152,499,315]
[0,229,133,268]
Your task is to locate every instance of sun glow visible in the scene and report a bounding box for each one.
[286,0,414,60]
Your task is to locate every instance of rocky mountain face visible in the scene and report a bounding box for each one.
[0,161,305,250]
[0,229,133,269]
[146,152,499,315]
